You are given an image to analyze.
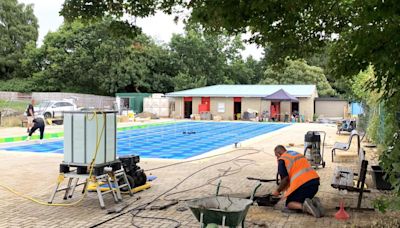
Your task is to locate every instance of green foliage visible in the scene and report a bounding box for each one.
[379,95,400,194]
[351,67,381,142]
[260,59,336,96]
[0,0,38,80]
[352,67,400,197]
[17,20,180,95]
[173,72,206,91]
[374,192,400,213]
[60,0,400,101]
[0,77,34,92]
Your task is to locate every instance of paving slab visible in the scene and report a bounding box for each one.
[0,121,393,227]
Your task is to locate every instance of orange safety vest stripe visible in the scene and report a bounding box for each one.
[279,151,319,197]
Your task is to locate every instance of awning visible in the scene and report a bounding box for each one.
[262,89,299,102]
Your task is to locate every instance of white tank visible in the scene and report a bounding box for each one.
[63,111,117,165]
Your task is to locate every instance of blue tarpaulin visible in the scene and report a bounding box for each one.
[351,102,364,115]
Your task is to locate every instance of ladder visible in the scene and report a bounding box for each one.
[48,169,132,209]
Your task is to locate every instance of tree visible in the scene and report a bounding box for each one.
[0,0,38,79]
[169,27,245,90]
[60,0,400,97]
[261,59,336,97]
[19,20,178,95]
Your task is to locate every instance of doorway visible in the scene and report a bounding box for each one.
[291,102,299,114]
[184,97,193,118]
[233,97,242,120]
[270,102,280,121]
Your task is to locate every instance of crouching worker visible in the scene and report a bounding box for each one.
[27,116,45,144]
[272,145,324,217]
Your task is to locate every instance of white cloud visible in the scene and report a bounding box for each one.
[19,0,64,45]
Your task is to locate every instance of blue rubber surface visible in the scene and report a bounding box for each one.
[2,122,289,159]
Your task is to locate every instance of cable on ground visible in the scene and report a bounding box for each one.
[0,111,105,206]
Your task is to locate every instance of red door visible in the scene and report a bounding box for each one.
[201,97,210,111]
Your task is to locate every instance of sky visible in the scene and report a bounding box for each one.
[20,0,263,59]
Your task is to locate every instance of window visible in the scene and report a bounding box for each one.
[62,102,73,107]
[53,102,63,107]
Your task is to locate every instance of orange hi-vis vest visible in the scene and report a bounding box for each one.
[279,150,319,197]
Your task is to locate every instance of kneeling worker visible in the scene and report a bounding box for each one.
[272,145,324,217]
[27,116,45,144]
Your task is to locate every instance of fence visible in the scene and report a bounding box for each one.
[0,91,115,109]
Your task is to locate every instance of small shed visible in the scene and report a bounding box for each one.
[314,97,348,118]
[115,93,151,113]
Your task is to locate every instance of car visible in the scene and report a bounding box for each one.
[35,100,77,118]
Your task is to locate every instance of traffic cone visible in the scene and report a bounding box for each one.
[335,199,350,220]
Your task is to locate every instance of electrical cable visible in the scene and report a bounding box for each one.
[90,148,262,228]
[130,213,181,228]
[0,111,105,206]
[163,159,256,201]
[129,156,258,228]
[145,147,263,172]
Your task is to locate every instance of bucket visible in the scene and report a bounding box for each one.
[371,165,393,190]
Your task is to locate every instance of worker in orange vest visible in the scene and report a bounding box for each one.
[272,145,325,217]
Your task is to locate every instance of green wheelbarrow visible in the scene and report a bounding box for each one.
[186,181,262,228]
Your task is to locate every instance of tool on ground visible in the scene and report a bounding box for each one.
[304,131,326,168]
[246,177,277,182]
[186,180,262,228]
[250,194,281,207]
[150,200,179,210]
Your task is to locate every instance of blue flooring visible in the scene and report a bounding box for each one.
[2,122,289,159]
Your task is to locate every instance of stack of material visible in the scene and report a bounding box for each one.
[136,112,158,119]
[200,112,212,120]
[191,114,201,120]
[143,94,171,117]
[213,115,222,121]
[118,115,129,122]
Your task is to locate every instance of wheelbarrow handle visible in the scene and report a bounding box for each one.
[250,181,262,201]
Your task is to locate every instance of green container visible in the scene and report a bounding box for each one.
[116,93,151,113]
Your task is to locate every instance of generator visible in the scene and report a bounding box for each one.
[304,131,326,168]
[118,155,147,188]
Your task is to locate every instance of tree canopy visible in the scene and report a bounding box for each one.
[60,0,400,98]
[0,0,38,80]
[261,59,336,97]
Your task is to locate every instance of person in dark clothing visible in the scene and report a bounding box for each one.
[27,117,45,144]
[26,100,35,132]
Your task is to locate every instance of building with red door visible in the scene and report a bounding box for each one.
[166,85,319,121]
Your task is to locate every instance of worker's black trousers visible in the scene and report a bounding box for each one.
[29,124,45,139]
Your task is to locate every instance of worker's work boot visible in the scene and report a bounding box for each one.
[312,197,325,217]
[303,198,321,218]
